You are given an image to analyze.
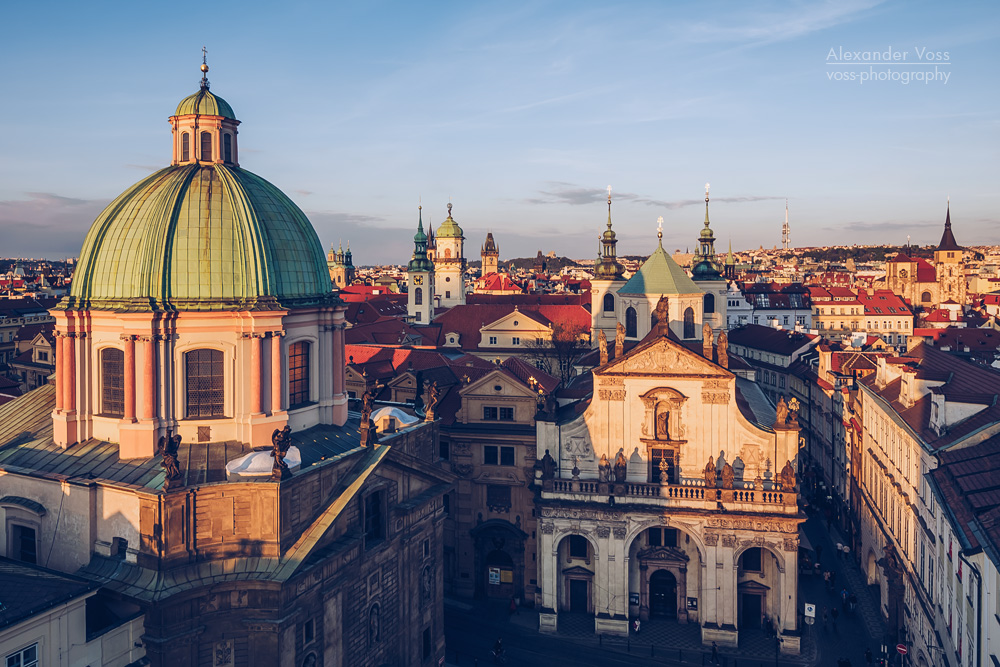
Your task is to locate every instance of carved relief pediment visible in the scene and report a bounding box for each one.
[562,565,595,576]
[599,338,732,378]
[636,545,690,563]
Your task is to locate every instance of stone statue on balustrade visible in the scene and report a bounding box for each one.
[598,329,608,366]
[598,453,611,482]
[539,450,556,480]
[614,322,625,359]
[775,396,788,426]
[778,459,796,490]
[703,455,717,487]
[613,448,628,483]
[721,462,735,490]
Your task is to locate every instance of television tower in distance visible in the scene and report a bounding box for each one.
[781,199,790,251]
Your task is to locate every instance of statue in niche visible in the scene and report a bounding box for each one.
[614,322,625,358]
[598,329,608,365]
[779,459,796,490]
[703,455,716,487]
[775,396,788,426]
[613,447,628,483]
[598,453,611,482]
[655,407,670,440]
[539,450,556,480]
[369,604,381,644]
[721,462,735,490]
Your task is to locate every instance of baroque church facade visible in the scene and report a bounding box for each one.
[0,62,449,667]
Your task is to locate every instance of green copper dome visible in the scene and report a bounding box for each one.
[174,88,236,119]
[436,203,464,239]
[64,164,334,312]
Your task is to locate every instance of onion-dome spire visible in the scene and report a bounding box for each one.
[408,205,433,272]
[594,185,625,280]
[692,182,723,281]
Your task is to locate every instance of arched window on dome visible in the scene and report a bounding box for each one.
[603,293,614,313]
[101,348,125,418]
[289,341,311,409]
[683,307,695,339]
[625,307,637,338]
[223,134,232,163]
[181,133,190,162]
[200,131,212,161]
[185,349,225,418]
[704,293,715,314]
[414,287,423,305]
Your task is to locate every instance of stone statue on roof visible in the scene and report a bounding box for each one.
[613,447,628,483]
[779,459,796,490]
[598,329,608,365]
[614,322,625,358]
[717,331,729,368]
[158,430,183,490]
[270,425,293,480]
[775,396,788,426]
[598,453,611,482]
[423,380,441,422]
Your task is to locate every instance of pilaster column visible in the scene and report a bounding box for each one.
[332,323,345,397]
[639,562,649,621]
[54,332,64,411]
[121,335,136,422]
[271,331,284,414]
[247,333,263,415]
[64,333,76,412]
[139,335,156,420]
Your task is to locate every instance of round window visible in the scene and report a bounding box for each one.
[445,277,451,282]
[494,385,503,391]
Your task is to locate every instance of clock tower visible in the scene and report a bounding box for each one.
[407,205,435,323]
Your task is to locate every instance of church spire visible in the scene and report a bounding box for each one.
[692,183,723,281]
[937,197,961,251]
[594,185,624,280]
[200,46,210,90]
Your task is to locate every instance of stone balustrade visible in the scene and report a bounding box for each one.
[543,477,796,513]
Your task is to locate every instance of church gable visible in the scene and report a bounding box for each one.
[480,310,550,336]
[598,336,731,379]
[460,368,537,400]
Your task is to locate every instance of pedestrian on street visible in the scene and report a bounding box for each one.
[843,544,851,563]
[824,570,831,590]
[836,541,843,559]
[711,641,719,664]
[849,593,858,613]
[831,606,839,632]
[822,606,828,631]
[830,570,838,588]
[865,647,873,664]
[633,618,641,634]
[509,597,517,617]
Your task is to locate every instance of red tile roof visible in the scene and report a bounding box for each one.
[430,304,591,350]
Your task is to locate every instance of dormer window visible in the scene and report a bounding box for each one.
[200,131,212,161]
[181,133,190,161]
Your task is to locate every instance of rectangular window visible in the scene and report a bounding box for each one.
[569,535,588,559]
[288,341,311,408]
[37,351,48,361]
[486,484,511,512]
[364,491,384,547]
[445,290,451,299]
[500,446,515,466]
[499,407,514,421]
[483,406,498,421]
[439,440,449,460]
[303,618,315,644]
[650,448,675,483]
[11,524,37,564]
[489,336,497,345]
[223,133,232,163]
[511,337,520,346]
[101,347,125,417]
[185,348,225,418]
[484,445,498,465]
[4,643,37,667]
[484,445,514,466]
[200,131,212,161]
[741,547,762,572]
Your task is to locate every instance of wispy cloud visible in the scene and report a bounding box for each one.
[126,164,160,173]
[0,192,108,258]
[525,182,783,209]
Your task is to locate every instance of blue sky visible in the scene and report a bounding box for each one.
[1,0,997,263]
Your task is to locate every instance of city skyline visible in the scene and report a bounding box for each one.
[1,0,997,262]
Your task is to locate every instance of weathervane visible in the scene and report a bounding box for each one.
[705,182,711,202]
[657,216,664,241]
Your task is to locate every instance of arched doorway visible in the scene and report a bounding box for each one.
[557,534,595,614]
[485,549,514,599]
[471,520,527,601]
[649,569,677,618]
